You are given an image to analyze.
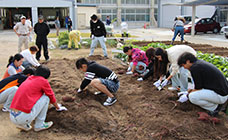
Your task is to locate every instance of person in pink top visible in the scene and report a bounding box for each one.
[123,46,148,75]
[10,65,67,132]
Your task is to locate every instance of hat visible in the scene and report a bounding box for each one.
[91,14,98,20]
[20,16,26,20]
[38,15,44,20]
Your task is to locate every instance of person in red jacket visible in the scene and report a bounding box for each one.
[10,65,67,131]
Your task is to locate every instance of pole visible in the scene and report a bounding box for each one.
[191,5,196,36]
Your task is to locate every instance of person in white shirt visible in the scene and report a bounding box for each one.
[121,21,128,37]
[26,17,33,42]
[21,46,40,68]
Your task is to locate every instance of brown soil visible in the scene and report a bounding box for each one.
[19,55,228,140]
[133,41,228,57]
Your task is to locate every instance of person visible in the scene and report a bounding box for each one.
[0,67,35,112]
[106,16,111,25]
[123,46,148,75]
[76,58,119,106]
[2,54,25,79]
[121,20,128,37]
[153,45,196,92]
[89,14,108,57]
[171,16,185,45]
[65,16,69,29]
[10,65,67,131]
[137,48,155,81]
[20,46,40,68]
[68,30,81,50]
[34,15,50,61]
[177,52,228,116]
[26,17,33,42]
[13,16,32,52]
[55,17,61,36]
[67,18,72,32]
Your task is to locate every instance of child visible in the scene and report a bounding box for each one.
[20,46,40,68]
[68,30,81,50]
[76,58,119,106]
[10,65,67,131]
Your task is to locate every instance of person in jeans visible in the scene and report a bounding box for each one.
[177,52,228,116]
[123,46,148,75]
[153,45,196,92]
[0,67,35,112]
[89,14,108,57]
[171,17,185,45]
[20,46,40,68]
[55,17,61,36]
[76,58,119,106]
[10,65,67,131]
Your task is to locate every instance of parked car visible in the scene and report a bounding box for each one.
[176,15,199,25]
[224,26,228,39]
[46,16,56,28]
[220,25,228,34]
[184,18,221,34]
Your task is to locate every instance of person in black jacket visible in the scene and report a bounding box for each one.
[34,15,50,61]
[67,18,72,32]
[76,58,119,106]
[89,14,108,57]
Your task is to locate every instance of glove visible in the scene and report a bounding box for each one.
[126,71,133,75]
[77,88,82,93]
[177,94,188,103]
[137,77,143,81]
[104,38,107,42]
[177,91,188,97]
[56,104,67,111]
[161,79,169,88]
[153,80,161,87]
[91,35,95,39]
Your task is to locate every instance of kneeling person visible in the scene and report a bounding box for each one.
[76,58,119,106]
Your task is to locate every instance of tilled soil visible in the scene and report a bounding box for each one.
[19,55,228,140]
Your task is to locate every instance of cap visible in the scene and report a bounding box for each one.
[20,16,26,20]
[38,15,44,20]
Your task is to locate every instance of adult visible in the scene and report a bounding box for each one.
[2,54,25,79]
[121,20,128,37]
[76,58,119,106]
[67,18,72,32]
[10,65,67,131]
[20,46,40,68]
[89,14,108,57]
[55,17,61,36]
[65,16,69,29]
[106,16,111,25]
[13,16,32,52]
[171,16,185,45]
[123,46,148,75]
[68,30,81,50]
[26,17,33,42]
[177,52,228,116]
[153,45,196,92]
[34,15,50,61]
[0,67,35,112]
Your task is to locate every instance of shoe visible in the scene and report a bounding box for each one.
[2,107,10,112]
[168,87,178,91]
[75,48,79,50]
[45,59,50,62]
[94,91,106,96]
[16,124,32,131]
[103,97,117,106]
[67,48,71,50]
[34,121,53,132]
[104,56,108,58]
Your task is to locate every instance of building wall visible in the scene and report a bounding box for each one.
[77,6,97,28]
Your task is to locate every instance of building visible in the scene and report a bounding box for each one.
[0,0,77,29]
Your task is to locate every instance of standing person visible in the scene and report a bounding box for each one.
[106,16,111,25]
[55,17,61,36]
[177,52,228,116]
[68,30,81,50]
[76,58,119,106]
[65,16,69,29]
[67,18,72,32]
[26,17,33,42]
[20,46,40,68]
[0,67,35,112]
[13,16,32,52]
[153,45,196,92]
[10,65,67,131]
[171,16,185,45]
[123,46,148,75]
[89,14,108,57]
[34,15,50,61]
[2,54,24,79]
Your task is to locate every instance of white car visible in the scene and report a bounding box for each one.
[222,26,228,39]
[220,26,228,34]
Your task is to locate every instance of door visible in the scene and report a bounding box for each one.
[77,13,86,29]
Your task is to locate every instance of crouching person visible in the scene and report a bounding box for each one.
[10,65,67,131]
[177,52,228,116]
[76,58,119,106]
[0,67,35,112]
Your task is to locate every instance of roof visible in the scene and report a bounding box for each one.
[164,0,228,6]
[77,3,97,7]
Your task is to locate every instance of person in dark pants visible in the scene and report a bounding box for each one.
[67,18,72,32]
[34,15,50,61]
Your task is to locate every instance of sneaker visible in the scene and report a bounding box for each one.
[67,48,71,50]
[34,121,53,132]
[16,124,32,131]
[75,48,79,50]
[168,87,178,91]
[94,91,106,96]
[103,97,117,106]
[2,107,10,112]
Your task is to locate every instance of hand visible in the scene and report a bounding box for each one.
[153,80,161,87]
[177,91,188,97]
[16,33,20,37]
[56,105,67,112]
[77,88,82,93]
[104,38,107,42]
[137,77,143,81]
[91,35,95,39]
[161,79,169,88]
[177,94,188,103]
[126,71,133,75]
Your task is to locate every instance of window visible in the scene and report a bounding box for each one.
[97,8,117,21]
[121,8,150,21]
[122,0,149,4]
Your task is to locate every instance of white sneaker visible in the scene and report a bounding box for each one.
[16,124,32,131]
[34,121,53,132]
[168,87,178,91]
[2,107,10,112]
[103,97,117,106]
